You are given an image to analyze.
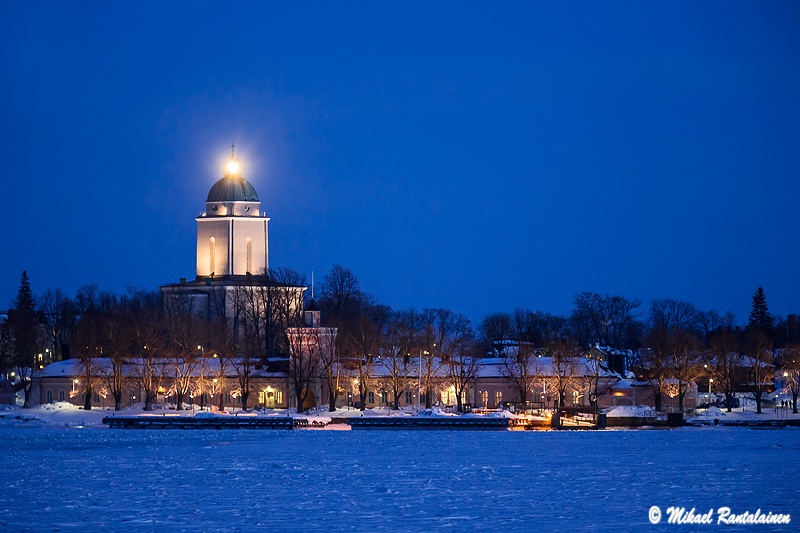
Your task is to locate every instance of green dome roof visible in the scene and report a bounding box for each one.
[206,173,259,203]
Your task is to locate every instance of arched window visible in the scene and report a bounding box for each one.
[209,237,216,274]
[246,237,253,273]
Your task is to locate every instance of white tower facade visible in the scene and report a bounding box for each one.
[196,149,269,278]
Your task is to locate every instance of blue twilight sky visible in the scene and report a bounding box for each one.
[1,2,798,325]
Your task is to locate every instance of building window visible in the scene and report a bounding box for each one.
[573,391,580,406]
[93,393,100,403]
[367,391,375,404]
[379,391,387,405]
[405,390,412,404]
[275,389,283,405]
[46,390,53,403]
[209,237,216,274]
[129,390,136,403]
[225,393,232,403]
[480,390,488,407]
[246,237,253,273]
[59,390,65,402]
[495,391,502,408]
[258,391,265,404]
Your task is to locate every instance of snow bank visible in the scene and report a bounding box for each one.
[604,405,656,418]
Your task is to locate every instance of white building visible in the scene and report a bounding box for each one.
[161,146,304,323]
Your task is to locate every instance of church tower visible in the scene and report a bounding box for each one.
[196,146,269,278]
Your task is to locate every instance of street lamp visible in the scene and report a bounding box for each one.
[708,378,713,394]
[418,349,430,412]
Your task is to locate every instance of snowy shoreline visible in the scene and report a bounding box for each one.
[3,401,799,430]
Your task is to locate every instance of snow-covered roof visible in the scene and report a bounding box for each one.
[38,358,287,379]
[476,357,620,379]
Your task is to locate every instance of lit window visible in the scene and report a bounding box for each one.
[258,391,265,404]
[209,237,216,274]
[495,391,502,407]
[246,237,253,273]
[275,389,283,404]
[481,390,488,407]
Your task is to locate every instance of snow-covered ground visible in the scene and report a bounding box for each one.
[0,402,548,429]
[690,403,800,423]
[0,415,798,531]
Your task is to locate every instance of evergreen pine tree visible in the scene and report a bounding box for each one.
[748,286,773,333]
[9,271,40,407]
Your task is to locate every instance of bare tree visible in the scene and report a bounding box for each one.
[319,265,365,319]
[317,323,340,411]
[99,298,130,411]
[640,326,672,412]
[743,330,774,414]
[231,284,258,410]
[72,309,103,411]
[381,310,418,410]
[416,313,446,409]
[780,346,800,413]
[287,325,322,412]
[668,328,702,413]
[572,292,642,349]
[128,289,165,411]
[584,356,618,413]
[705,330,742,412]
[38,288,72,363]
[162,292,206,410]
[497,308,541,405]
[543,338,582,407]
[650,299,700,335]
[478,312,512,355]
[422,309,477,413]
[206,286,236,412]
[443,345,480,413]
[348,307,388,410]
[500,343,538,405]
[698,310,723,346]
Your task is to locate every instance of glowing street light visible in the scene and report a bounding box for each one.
[708,378,714,394]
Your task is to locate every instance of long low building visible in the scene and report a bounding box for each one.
[33,352,675,413]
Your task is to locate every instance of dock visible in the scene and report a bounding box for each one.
[349,416,511,430]
[102,415,297,430]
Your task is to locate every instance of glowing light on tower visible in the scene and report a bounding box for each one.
[226,143,240,174]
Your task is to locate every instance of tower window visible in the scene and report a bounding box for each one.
[246,237,253,273]
[209,237,216,274]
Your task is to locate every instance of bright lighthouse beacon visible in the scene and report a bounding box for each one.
[195,145,269,279]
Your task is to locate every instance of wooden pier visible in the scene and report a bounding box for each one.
[102,415,297,430]
[349,416,512,430]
